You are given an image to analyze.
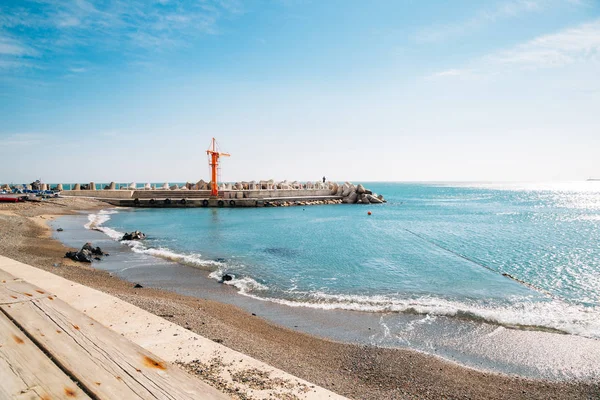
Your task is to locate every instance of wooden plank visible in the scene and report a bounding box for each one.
[1,298,228,400]
[0,310,90,400]
[0,277,50,305]
[0,268,18,282]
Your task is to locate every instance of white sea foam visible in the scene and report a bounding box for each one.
[234,289,600,339]
[87,209,224,271]
[208,269,269,293]
[128,245,222,270]
[84,209,119,230]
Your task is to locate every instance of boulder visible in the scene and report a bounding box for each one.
[366,194,383,204]
[341,183,351,197]
[197,180,208,190]
[356,184,366,194]
[64,242,107,263]
[73,183,81,191]
[330,182,339,195]
[57,183,64,191]
[121,231,146,241]
[160,182,169,189]
[128,182,136,190]
[343,191,358,204]
[65,250,92,263]
[144,183,151,190]
[81,242,108,256]
[222,274,233,282]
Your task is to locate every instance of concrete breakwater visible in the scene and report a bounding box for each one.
[60,180,386,208]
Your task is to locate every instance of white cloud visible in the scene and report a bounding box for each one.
[488,19,600,68]
[0,133,45,146]
[0,0,243,69]
[415,0,581,43]
[430,69,466,78]
[430,18,600,78]
[0,36,36,56]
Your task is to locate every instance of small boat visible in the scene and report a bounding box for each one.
[0,196,22,203]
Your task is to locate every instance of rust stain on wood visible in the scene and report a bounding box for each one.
[56,330,62,334]
[12,335,24,344]
[73,324,80,330]
[1,280,5,283]
[48,296,54,300]
[24,292,33,297]
[94,382,101,386]
[10,295,17,299]
[64,387,76,397]
[36,289,45,294]
[142,355,167,370]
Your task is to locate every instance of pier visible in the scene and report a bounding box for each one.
[59,181,385,208]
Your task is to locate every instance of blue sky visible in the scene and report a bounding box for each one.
[1,0,599,183]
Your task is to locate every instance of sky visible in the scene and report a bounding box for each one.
[1,0,599,184]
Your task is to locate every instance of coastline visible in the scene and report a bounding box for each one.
[0,198,599,399]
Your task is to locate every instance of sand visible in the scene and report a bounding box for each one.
[0,197,598,399]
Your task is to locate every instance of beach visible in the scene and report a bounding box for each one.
[0,197,597,399]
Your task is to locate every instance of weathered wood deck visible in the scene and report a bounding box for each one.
[0,270,229,400]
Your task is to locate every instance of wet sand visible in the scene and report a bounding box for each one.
[0,197,598,399]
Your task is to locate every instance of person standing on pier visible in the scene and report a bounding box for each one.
[322,176,326,183]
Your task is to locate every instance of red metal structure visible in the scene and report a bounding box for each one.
[206,138,230,197]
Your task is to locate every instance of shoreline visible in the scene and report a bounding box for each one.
[0,198,599,399]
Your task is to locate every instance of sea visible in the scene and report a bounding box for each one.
[52,181,600,380]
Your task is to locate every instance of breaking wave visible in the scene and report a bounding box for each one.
[237,290,600,338]
[85,209,223,271]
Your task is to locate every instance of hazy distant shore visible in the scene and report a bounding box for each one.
[0,198,598,399]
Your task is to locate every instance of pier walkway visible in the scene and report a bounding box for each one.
[0,264,227,399]
[0,256,345,400]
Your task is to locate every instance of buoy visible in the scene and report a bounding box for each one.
[368,211,372,215]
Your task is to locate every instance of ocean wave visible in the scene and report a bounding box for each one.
[235,290,600,338]
[84,209,119,230]
[208,269,269,292]
[86,209,224,271]
[128,244,223,270]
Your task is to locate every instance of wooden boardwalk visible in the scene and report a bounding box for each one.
[0,269,229,400]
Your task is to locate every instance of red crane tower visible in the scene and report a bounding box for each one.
[206,138,230,197]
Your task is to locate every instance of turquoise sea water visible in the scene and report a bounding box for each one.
[89,182,600,339]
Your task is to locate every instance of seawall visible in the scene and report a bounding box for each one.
[60,182,385,208]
